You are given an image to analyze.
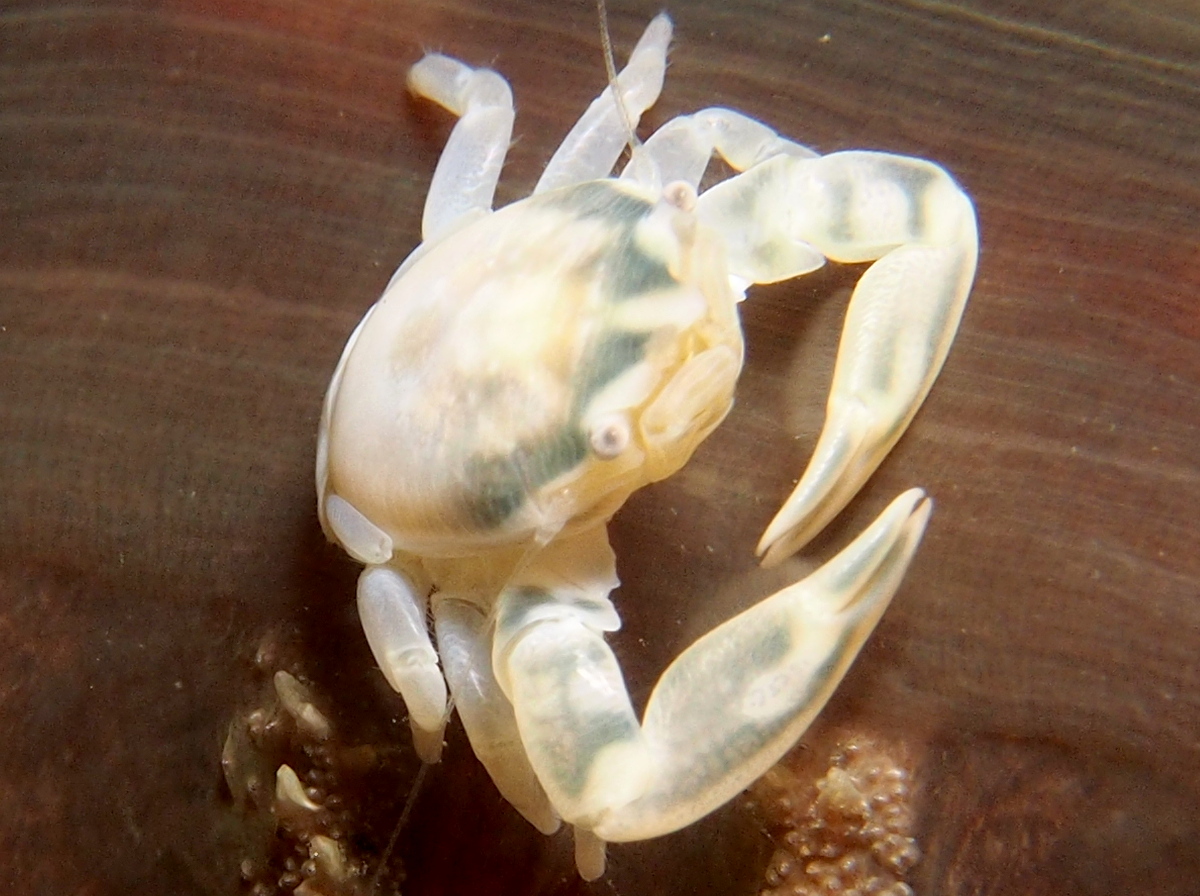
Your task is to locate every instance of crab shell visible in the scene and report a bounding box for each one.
[319,179,744,560]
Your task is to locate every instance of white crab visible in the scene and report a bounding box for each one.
[316,14,976,880]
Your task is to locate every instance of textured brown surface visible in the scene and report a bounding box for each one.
[2,0,1197,893]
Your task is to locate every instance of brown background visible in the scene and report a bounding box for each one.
[2,0,1197,893]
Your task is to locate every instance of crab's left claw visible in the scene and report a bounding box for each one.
[696,150,977,566]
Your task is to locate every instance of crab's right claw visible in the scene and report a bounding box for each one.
[754,152,978,566]
[490,488,931,879]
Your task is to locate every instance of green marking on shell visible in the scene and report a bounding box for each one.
[575,330,651,409]
[461,427,589,529]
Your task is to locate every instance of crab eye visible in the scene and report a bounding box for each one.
[588,414,631,459]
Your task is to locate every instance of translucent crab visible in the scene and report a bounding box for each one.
[316,13,977,880]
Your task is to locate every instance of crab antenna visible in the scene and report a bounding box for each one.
[367,760,430,895]
[597,0,641,156]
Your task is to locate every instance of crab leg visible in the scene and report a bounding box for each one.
[621,106,817,192]
[356,567,448,762]
[697,150,978,564]
[492,490,929,878]
[432,598,561,835]
[534,13,672,193]
[407,54,515,242]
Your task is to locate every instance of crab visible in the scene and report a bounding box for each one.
[315,13,977,881]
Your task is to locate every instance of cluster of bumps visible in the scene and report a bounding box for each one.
[752,738,921,896]
[220,638,402,896]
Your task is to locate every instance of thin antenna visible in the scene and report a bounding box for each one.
[368,760,431,895]
[597,0,640,154]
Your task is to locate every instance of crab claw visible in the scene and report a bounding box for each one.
[489,488,931,878]
[739,152,978,567]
